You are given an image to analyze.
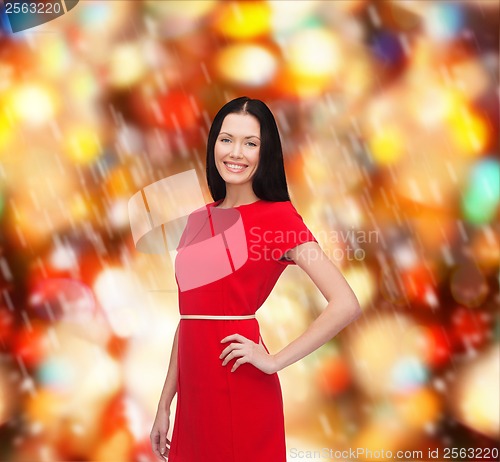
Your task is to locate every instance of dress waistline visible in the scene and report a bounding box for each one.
[180,314,256,320]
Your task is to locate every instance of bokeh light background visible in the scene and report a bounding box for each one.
[0,1,499,461]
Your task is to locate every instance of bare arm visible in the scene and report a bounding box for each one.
[157,322,180,411]
[220,242,363,375]
[273,241,362,372]
[151,323,180,460]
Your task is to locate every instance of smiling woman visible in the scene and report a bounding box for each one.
[205,96,291,208]
[215,113,261,178]
[150,97,362,462]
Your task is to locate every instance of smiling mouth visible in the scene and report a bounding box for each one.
[223,162,248,171]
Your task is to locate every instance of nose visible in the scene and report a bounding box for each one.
[229,142,243,158]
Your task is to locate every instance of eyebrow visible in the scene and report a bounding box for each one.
[219,132,260,140]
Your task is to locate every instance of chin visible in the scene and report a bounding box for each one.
[221,175,251,184]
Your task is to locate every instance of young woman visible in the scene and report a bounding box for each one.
[150,96,362,461]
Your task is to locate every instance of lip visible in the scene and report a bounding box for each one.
[223,161,248,173]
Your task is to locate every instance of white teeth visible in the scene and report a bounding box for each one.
[225,163,247,170]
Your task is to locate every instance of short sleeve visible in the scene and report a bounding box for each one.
[269,201,318,266]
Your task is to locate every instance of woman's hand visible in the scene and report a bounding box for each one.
[150,407,171,461]
[220,334,278,374]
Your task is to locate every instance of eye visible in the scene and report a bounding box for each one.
[220,138,231,143]
[247,141,257,147]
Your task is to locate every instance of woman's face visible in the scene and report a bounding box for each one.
[214,112,261,184]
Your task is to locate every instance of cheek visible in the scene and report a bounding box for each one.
[247,149,260,166]
[215,144,229,159]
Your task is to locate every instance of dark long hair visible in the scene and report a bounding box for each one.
[206,96,291,203]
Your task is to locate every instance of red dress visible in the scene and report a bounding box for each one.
[168,199,318,462]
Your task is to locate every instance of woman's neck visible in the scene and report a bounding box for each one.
[219,188,259,208]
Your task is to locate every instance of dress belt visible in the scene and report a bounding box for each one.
[180,314,256,320]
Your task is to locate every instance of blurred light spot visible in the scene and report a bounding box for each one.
[333,197,365,229]
[451,59,491,101]
[148,0,216,17]
[9,84,58,126]
[393,242,418,269]
[369,125,404,165]
[215,44,277,86]
[26,389,66,426]
[418,324,453,368]
[108,198,130,230]
[461,157,500,225]
[412,86,456,127]
[69,192,90,220]
[94,268,146,338]
[123,311,179,416]
[68,65,100,103]
[213,1,271,39]
[116,124,144,157]
[38,35,70,78]
[108,42,147,88]
[450,305,491,351]
[12,320,49,368]
[346,313,422,397]
[424,3,464,41]
[77,1,113,28]
[390,356,429,393]
[0,112,13,152]
[394,387,442,430]
[451,345,499,439]
[26,325,121,431]
[343,265,375,309]
[401,265,436,305]
[64,126,102,164]
[36,357,75,392]
[287,28,341,80]
[49,244,79,270]
[316,354,352,396]
[447,107,489,155]
[269,0,319,35]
